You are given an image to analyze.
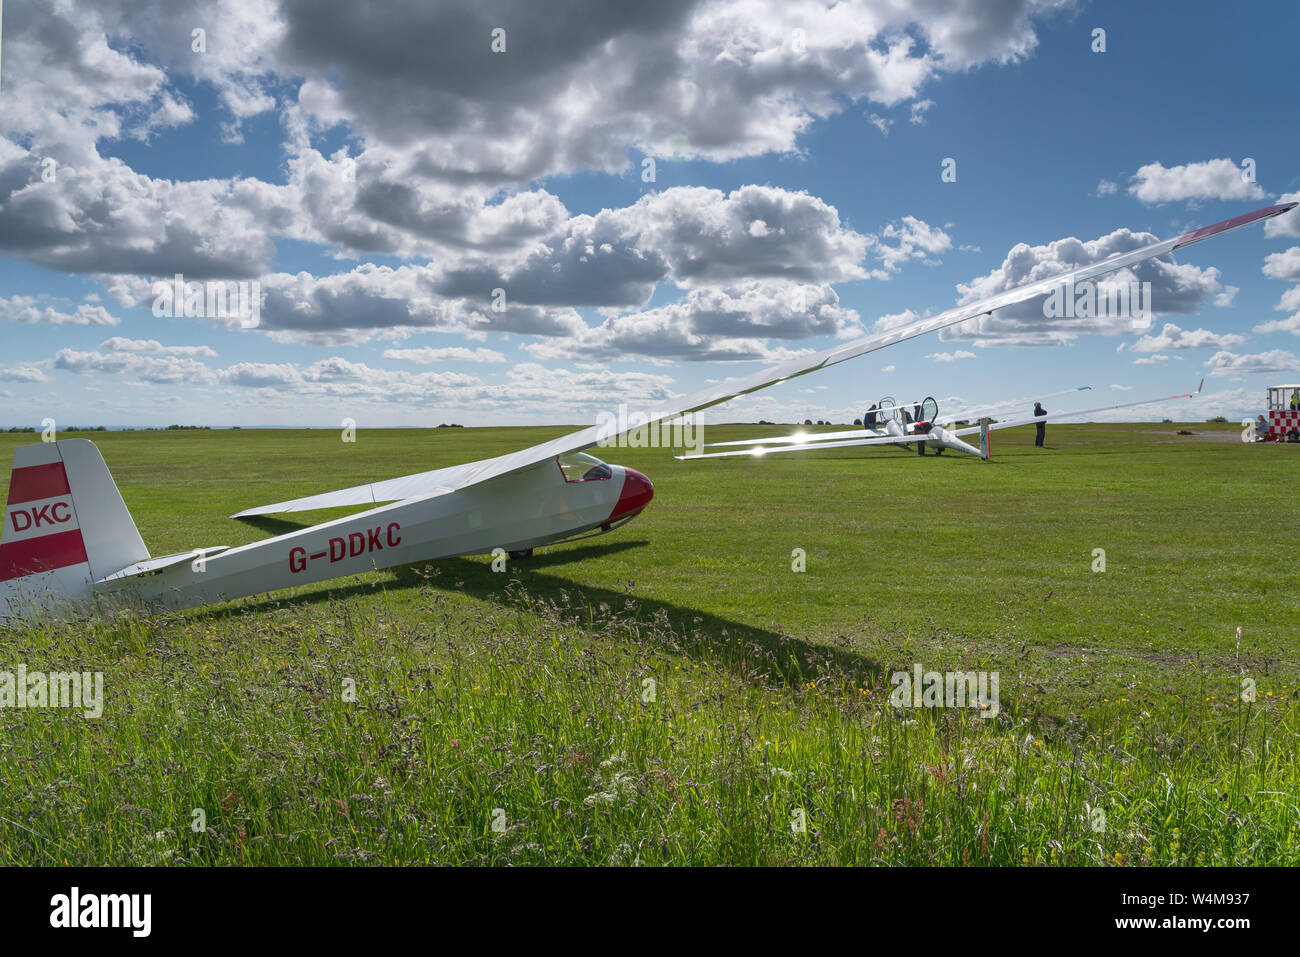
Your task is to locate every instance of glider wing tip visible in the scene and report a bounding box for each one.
[1174,202,1298,248]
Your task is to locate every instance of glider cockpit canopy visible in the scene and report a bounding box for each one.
[557,451,612,483]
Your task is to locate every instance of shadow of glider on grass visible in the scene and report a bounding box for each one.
[0,202,1294,623]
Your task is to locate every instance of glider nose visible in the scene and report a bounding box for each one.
[608,468,654,522]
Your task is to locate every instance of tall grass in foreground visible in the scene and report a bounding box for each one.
[2,574,1296,865]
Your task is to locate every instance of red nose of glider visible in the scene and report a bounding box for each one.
[608,468,654,522]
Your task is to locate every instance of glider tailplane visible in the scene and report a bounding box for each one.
[0,439,148,622]
[979,417,991,461]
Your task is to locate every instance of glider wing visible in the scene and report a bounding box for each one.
[441,203,1286,488]
[231,462,473,517]
[233,203,1293,513]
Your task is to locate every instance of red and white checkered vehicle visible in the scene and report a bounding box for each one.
[1265,385,1300,441]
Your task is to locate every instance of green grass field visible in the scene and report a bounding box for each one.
[1,423,1297,865]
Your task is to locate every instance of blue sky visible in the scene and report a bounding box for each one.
[2,0,1299,428]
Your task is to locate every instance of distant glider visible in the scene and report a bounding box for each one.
[676,385,1201,461]
[1,203,1293,623]
[697,385,1095,456]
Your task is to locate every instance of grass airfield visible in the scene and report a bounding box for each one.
[1,422,1297,865]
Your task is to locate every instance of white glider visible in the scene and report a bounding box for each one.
[1,203,1292,623]
[676,386,1202,461]
[700,385,1095,449]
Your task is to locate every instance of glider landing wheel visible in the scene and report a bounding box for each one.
[508,548,534,561]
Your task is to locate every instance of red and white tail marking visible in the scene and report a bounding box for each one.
[2,439,150,622]
[0,446,89,582]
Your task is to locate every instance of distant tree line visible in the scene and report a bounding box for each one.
[2,425,213,432]
[4,425,109,432]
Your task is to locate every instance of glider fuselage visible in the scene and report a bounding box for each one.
[2,451,651,620]
[102,459,651,612]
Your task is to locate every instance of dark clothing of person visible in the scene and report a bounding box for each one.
[915,420,930,455]
[864,405,878,429]
[1034,403,1046,447]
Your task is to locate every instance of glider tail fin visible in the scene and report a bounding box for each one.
[979,417,991,461]
[0,439,148,622]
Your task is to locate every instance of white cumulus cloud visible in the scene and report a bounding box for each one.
[1128,158,1265,204]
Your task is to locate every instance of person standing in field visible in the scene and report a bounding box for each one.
[1033,401,1046,447]
[864,403,878,429]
